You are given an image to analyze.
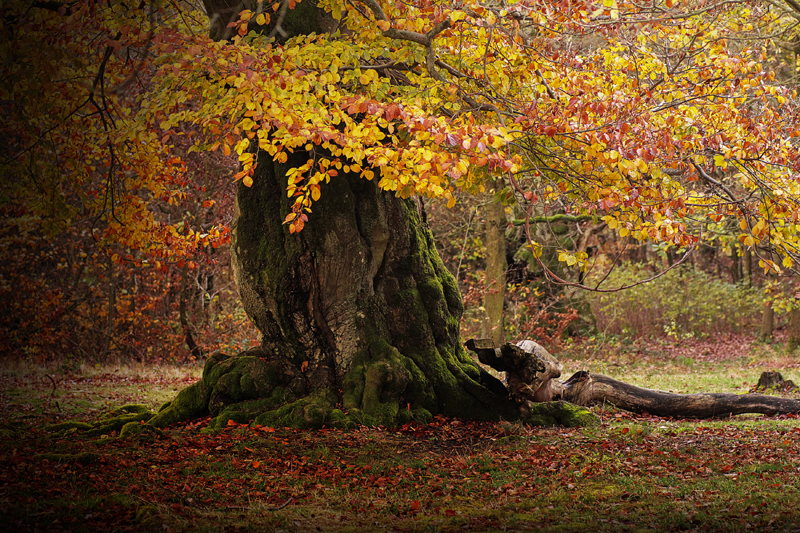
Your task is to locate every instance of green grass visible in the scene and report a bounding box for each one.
[2,344,800,531]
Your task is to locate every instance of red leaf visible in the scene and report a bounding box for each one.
[410,500,421,511]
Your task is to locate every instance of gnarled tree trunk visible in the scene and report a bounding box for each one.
[153,156,533,428]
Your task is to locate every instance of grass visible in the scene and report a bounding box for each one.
[2,340,800,531]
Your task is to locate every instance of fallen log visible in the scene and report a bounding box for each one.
[562,371,800,418]
[465,338,563,417]
[466,338,800,419]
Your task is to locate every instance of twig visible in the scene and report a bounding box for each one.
[45,374,60,413]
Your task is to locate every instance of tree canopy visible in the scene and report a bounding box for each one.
[3,0,800,278]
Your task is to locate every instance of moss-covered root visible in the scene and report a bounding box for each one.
[43,420,93,434]
[120,421,164,441]
[110,404,151,415]
[86,411,155,437]
[207,389,348,431]
[42,413,156,438]
[150,350,297,429]
[523,401,599,428]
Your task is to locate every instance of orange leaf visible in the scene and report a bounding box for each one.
[252,461,261,469]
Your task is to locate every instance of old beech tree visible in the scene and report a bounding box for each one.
[7,0,800,428]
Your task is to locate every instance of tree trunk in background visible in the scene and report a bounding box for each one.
[787,307,800,352]
[103,254,116,359]
[179,261,203,360]
[481,189,507,346]
[730,246,741,283]
[742,246,752,287]
[759,301,774,342]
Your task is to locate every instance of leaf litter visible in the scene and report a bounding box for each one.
[2,359,800,531]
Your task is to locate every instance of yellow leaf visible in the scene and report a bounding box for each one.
[739,218,748,231]
[450,11,466,22]
[243,176,253,187]
[255,13,266,25]
[783,256,793,269]
[311,185,321,201]
[235,138,250,155]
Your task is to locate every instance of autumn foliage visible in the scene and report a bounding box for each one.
[3,0,800,360]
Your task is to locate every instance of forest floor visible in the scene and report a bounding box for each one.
[2,335,800,532]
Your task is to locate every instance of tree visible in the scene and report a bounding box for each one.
[6,0,800,428]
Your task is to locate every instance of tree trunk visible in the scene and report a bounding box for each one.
[179,261,202,360]
[742,245,752,287]
[103,253,116,359]
[788,307,800,352]
[562,371,800,417]
[759,301,774,342]
[481,190,507,346]
[151,161,523,429]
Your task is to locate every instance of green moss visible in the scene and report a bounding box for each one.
[342,361,366,410]
[120,421,164,440]
[111,404,150,415]
[43,420,93,433]
[87,411,154,436]
[206,390,296,431]
[149,381,209,428]
[34,452,100,464]
[524,401,599,428]
[327,409,354,429]
[251,390,338,429]
[135,504,161,528]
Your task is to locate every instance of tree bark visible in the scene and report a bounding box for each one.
[562,371,800,417]
[481,190,507,345]
[759,301,774,342]
[179,261,202,360]
[788,307,800,352]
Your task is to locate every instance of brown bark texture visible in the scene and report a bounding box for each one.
[480,192,507,346]
[561,371,800,418]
